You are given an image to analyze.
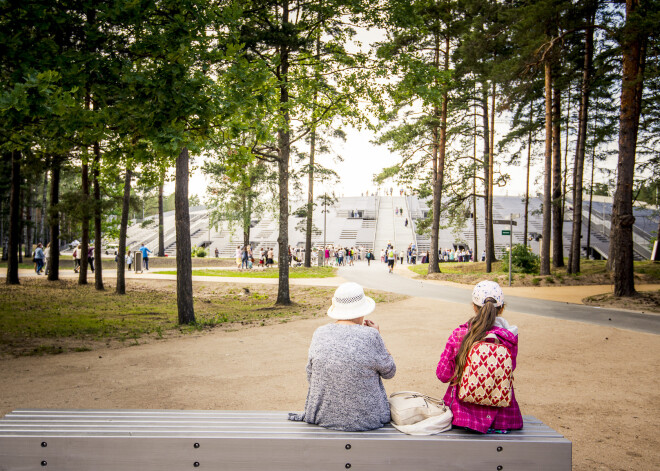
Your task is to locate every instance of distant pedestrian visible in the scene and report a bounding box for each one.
[34,243,45,275]
[74,244,82,273]
[126,252,133,271]
[139,244,152,270]
[44,243,51,275]
[387,247,396,273]
[405,218,408,227]
[88,246,95,273]
[235,245,242,268]
[215,247,219,258]
[242,246,249,269]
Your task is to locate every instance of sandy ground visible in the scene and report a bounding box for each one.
[1,295,658,470]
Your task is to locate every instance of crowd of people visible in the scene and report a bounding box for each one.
[234,245,276,269]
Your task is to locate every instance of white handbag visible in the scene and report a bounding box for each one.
[388,391,453,435]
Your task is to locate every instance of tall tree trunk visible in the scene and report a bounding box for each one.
[1,198,6,261]
[304,127,316,268]
[587,146,595,260]
[79,158,89,284]
[6,151,21,285]
[276,3,291,305]
[472,98,478,259]
[541,61,553,275]
[429,34,442,274]
[611,0,646,297]
[158,169,165,257]
[569,10,594,274]
[41,162,48,244]
[175,147,195,324]
[48,156,61,282]
[482,84,492,272]
[552,84,564,267]
[93,142,104,290]
[116,167,131,295]
[304,35,321,269]
[488,83,496,263]
[242,193,251,248]
[25,194,32,259]
[524,104,533,248]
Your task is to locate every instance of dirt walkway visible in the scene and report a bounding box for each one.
[1,297,657,470]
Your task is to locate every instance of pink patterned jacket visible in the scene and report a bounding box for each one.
[436,320,523,433]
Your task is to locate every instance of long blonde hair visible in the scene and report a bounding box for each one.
[450,299,503,385]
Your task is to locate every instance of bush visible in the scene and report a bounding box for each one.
[191,245,207,258]
[500,244,540,274]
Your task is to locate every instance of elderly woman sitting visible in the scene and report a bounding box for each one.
[289,282,396,431]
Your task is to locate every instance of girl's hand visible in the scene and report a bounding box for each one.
[363,319,380,332]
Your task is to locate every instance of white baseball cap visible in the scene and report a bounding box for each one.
[471,280,504,307]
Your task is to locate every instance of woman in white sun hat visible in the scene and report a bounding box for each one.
[289,282,396,431]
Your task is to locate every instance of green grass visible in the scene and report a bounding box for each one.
[0,279,407,356]
[408,259,660,281]
[157,266,337,278]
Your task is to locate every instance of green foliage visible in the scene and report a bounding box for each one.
[191,246,207,258]
[500,244,540,274]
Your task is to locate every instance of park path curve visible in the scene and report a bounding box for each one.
[338,262,660,335]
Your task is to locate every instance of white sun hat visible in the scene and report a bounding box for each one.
[327,282,376,320]
[471,280,504,307]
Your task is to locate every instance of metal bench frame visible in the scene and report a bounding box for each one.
[0,409,571,470]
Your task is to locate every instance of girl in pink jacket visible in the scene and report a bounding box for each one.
[436,280,523,433]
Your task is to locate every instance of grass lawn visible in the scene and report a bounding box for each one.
[408,259,660,286]
[157,266,337,278]
[0,278,402,357]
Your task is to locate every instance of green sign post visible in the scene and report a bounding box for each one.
[502,230,511,236]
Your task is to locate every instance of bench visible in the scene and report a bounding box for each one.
[0,409,571,470]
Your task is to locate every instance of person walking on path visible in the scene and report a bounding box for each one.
[44,243,51,276]
[241,246,249,269]
[88,246,95,273]
[436,280,523,434]
[34,243,45,275]
[73,244,82,273]
[288,282,395,431]
[139,244,152,270]
[387,247,396,273]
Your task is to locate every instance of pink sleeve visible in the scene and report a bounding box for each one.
[436,329,462,383]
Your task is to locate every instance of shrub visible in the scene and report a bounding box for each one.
[500,244,540,274]
[531,277,541,286]
[191,245,207,258]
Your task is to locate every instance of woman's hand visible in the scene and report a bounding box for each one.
[363,319,380,332]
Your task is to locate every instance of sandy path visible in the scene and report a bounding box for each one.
[1,296,658,470]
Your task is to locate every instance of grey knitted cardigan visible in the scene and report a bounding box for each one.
[289,323,396,431]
